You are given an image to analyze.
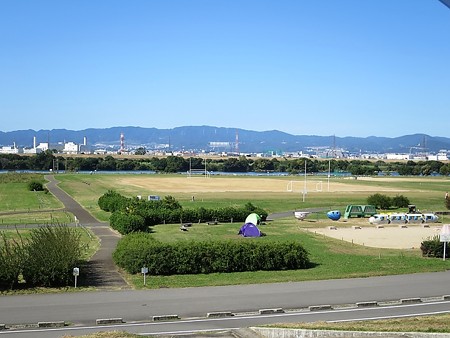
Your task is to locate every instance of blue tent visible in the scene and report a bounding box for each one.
[238,223,261,237]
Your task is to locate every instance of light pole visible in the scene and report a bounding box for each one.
[328,159,331,192]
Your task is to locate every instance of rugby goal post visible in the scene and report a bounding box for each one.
[287,180,322,192]
[187,169,211,178]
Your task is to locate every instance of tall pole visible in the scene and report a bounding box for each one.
[303,160,307,202]
[328,159,331,192]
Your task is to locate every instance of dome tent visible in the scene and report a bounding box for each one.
[245,213,261,225]
[238,222,261,237]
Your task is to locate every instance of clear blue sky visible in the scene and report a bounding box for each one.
[1,0,449,137]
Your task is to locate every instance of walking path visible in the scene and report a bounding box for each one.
[45,175,129,288]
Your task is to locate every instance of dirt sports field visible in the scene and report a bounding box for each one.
[118,176,405,193]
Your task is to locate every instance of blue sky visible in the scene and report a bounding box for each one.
[1,0,449,137]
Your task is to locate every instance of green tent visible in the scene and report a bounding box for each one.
[245,213,261,225]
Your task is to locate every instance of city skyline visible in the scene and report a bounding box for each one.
[1,1,450,138]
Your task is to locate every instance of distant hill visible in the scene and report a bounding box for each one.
[0,126,449,154]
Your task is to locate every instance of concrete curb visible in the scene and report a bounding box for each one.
[356,301,378,308]
[37,321,65,328]
[400,297,422,304]
[96,318,124,325]
[207,312,234,318]
[309,305,332,311]
[152,315,180,321]
[259,308,285,314]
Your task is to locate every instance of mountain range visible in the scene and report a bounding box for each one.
[1,126,449,154]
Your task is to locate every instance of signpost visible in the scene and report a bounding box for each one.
[73,267,80,288]
[141,267,149,286]
[440,224,450,261]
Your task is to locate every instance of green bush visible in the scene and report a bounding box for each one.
[110,211,147,234]
[113,234,310,275]
[367,193,392,210]
[98,190,130,212]
[0,231,26,290]
[22,226,83,287]
[421,236,449,258]
[391,194,410,208]
[27,180,44,191]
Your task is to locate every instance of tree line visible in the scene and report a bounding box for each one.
[0,151,449,176]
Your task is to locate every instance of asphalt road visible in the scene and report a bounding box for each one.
[1,271,450,327]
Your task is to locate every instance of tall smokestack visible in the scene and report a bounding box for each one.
[33,136,36,149]
[83,137,87,146]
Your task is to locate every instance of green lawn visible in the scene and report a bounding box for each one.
[0,182,62,213]
[125,217,450,289]
[2,173,450,290]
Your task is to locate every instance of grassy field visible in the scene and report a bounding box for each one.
[0,182,62,212]
[2,173,450,290]
[54,173,450,222]
[2,173,450,331]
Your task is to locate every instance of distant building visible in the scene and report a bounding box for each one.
[63,142,79,154]
[0,145,21,154]
[386,153,413,160]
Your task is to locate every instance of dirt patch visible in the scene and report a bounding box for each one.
[117,176,402,193]
[307,224,442,249]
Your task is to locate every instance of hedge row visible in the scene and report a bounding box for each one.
[113,233,310,275]
[101,191,268,234]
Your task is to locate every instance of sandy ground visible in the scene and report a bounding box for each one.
[307,224,444,249]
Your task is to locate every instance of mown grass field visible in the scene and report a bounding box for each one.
[1,173,450,290]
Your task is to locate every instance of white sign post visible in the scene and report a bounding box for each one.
[73,267,80,288]
[141,267,149,286]
[439,224,450,261]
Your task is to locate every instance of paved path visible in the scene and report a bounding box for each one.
[45,175,128,288]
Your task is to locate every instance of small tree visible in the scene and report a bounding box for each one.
[367,193,392,210]
[391,195,410,208]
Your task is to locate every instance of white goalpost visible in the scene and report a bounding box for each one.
[187,158,210,178]
[287,180,323,192]
[187,168,211,178]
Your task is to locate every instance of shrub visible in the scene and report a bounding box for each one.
[27,180,44,191]
[421,236,449,258]
[391,195,410,208]
[0,231,26,290]
[110,211,147,234]
[22,225,83,287]
[98,190,130,212]
[113,234,310,275]
[367,193,392,210]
